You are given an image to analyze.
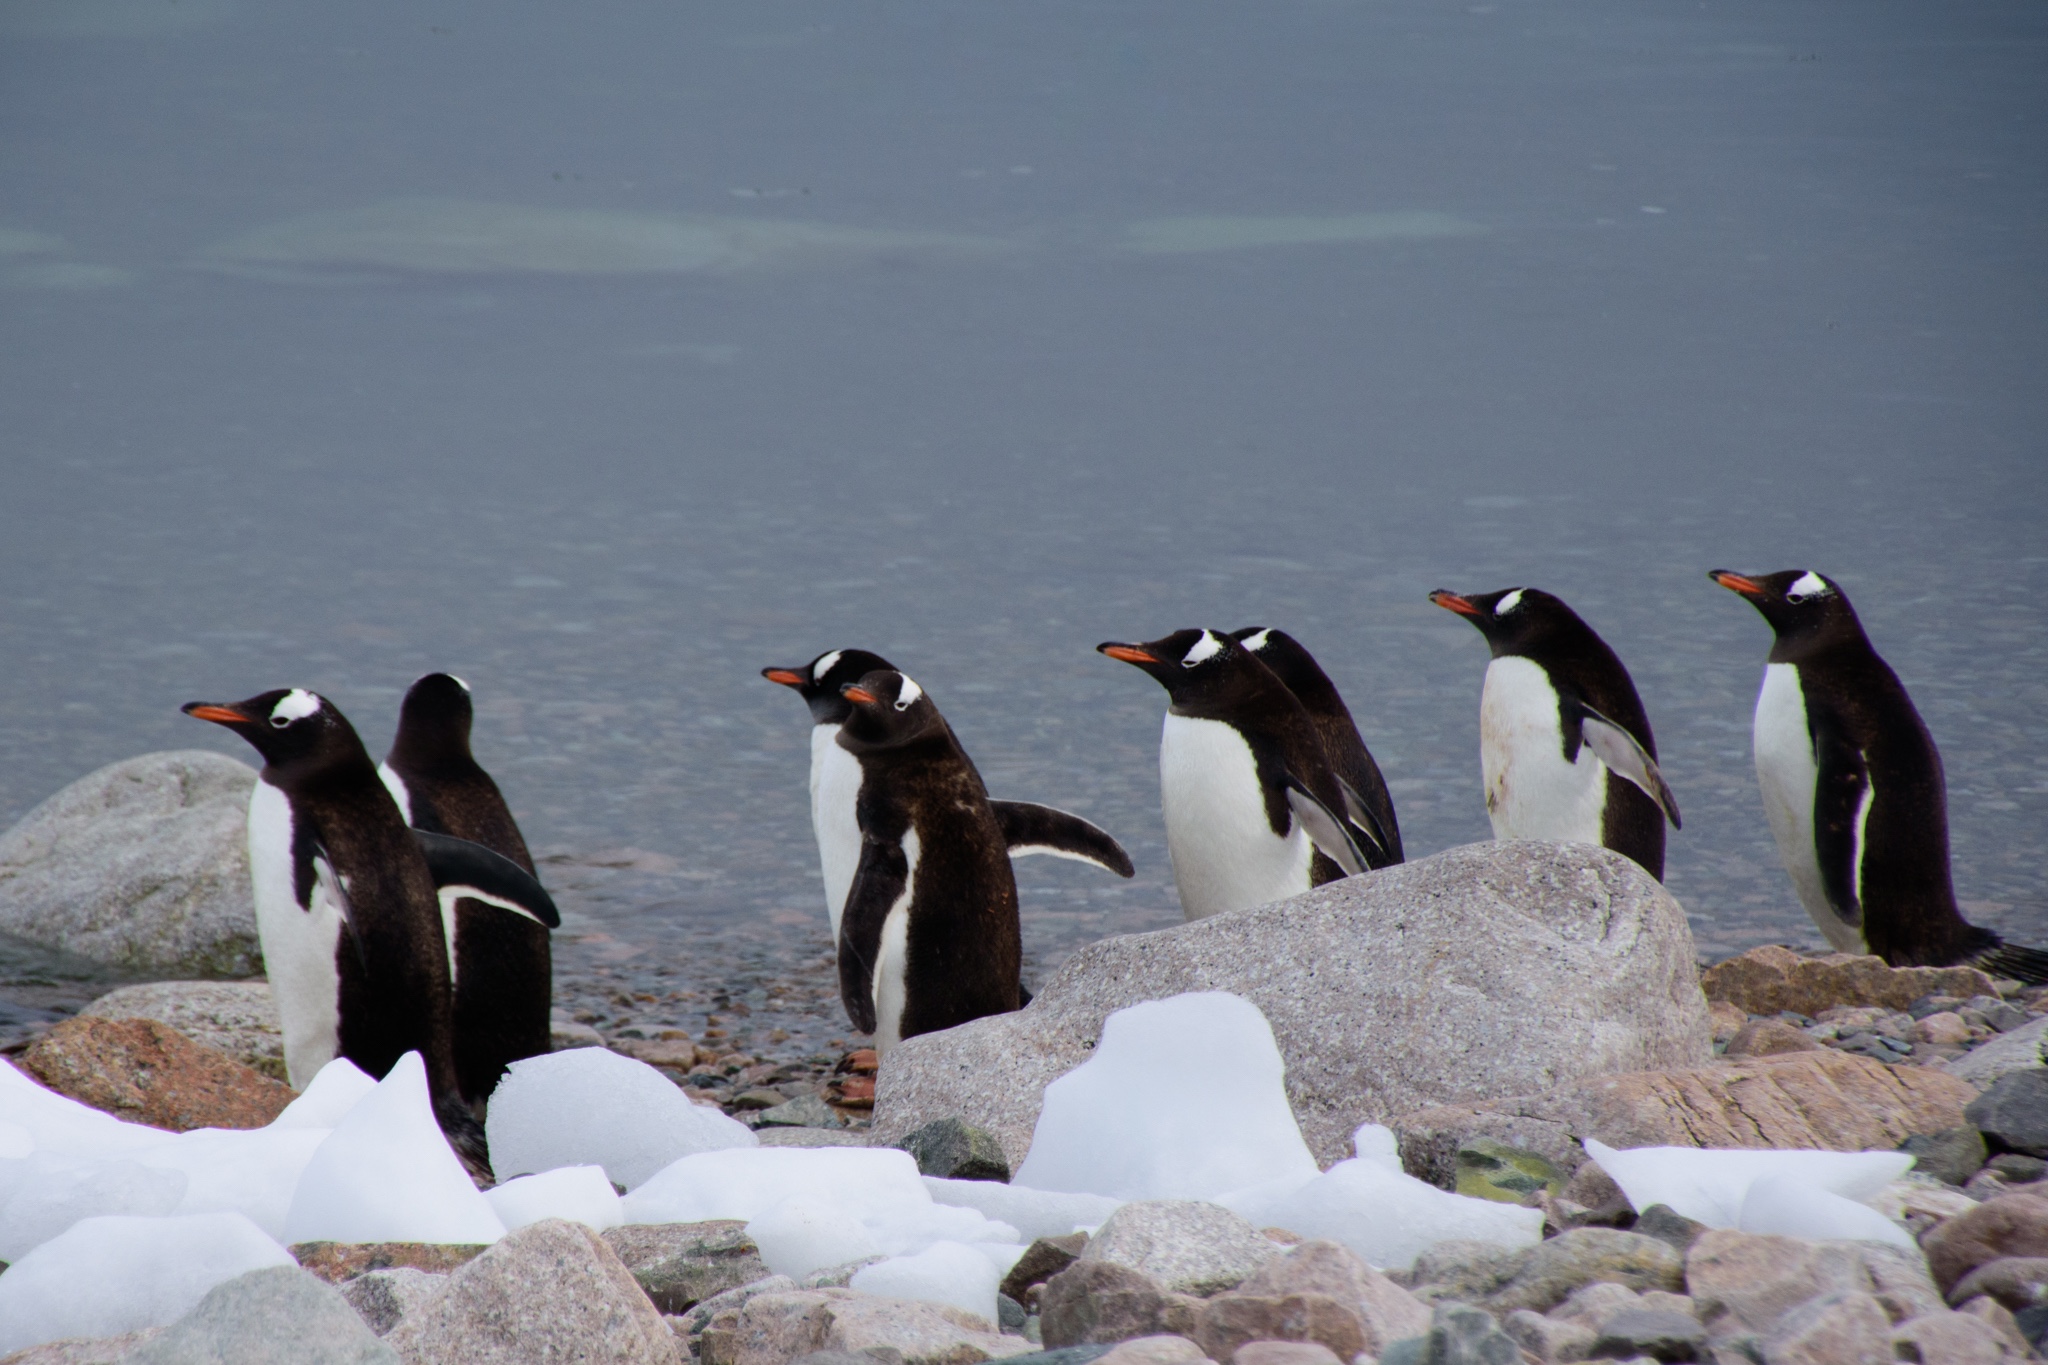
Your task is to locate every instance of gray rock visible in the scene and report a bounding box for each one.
[1482,1229,1683,1314]
[1987,1153,2048,1183]
[338,1267,449,1336]
[1590,1307,1704,1362]
[1384,1304,1518,1365]
[125,1265,395,1364]
[1080,1201,1277,1297]
[0,1330,163,1364]
[1892,1310,2026,1364]
[1899,1126,1989,1186]
[999,1293,1028,1334]
[1968,1069,2048,1158]
[679,1275,800,1343]
[1001,1234,1089,1304]
[1403,1241,1527,1305]
[1197,1239,1431,1361]
[798,1256,887,1289]
[1949,1256,2048,1311]
[1039,1262,1202,1348]
[874,842,1712,1166]
[384,1217,679,1363]
[754,1093,849,1130]
[755,1127,873,1149]
[703,1288,1034,1365]
[601,1220,771,1313]
[895,1118,1011,1182]
[1942,1019,2048,1087]
[1758,1290,1892,1365]
[78,980,284,1080]
[0,751,260,977]
[996,1350,1114,1365]
[1630,1205,1707,1255]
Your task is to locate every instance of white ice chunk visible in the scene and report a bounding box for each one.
[850,1240,1000,1324]
[1738,1172,1917,1250]
[922,1176,1121,1242]
[861,1197,1016,1258]
[1353,1123,1405,1174]
[1012,992,1318,1201]
[0,1153,188,1262]
[487,1046,756,1191]
[626,1146,929,1227]
[748,1199,883,1278]
[1583,1140,1916,1229]
[970,1241,1029,1279]
[0,1059,173,1159]
[137,1126,330,1241]
[0,1121,32,1158]
[282,1051,505,1245]
[485,1165,624,1232]
[0,1212,294,1354]
[269,1056,377,1129]
[1224,1154,1544,1271]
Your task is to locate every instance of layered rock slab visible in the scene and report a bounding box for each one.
[875,841,1712,1166]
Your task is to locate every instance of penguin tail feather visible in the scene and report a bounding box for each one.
[1974,942,2048,987]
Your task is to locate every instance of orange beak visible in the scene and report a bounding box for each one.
[840,685,879,706]
[182,703,248,726]
[1710,571,1766,597]
[761,668,806,688]
[1429,590,1483,617]
[1098,644,1160,665]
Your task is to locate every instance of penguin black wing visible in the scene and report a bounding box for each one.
[989,801,1135,878]
[1334,780,1396,869]
[411,830,561,929]
[1808,711,1872,937]
[309,838,371,971]
[1283,783,1369,878]
[1576,705,1682,831]
[836,836,909,1035]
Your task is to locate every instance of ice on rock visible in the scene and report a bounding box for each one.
[269,1056,377,1128]
[485,1164,624,1232]
[487,1046,756,1190]
[1737,1172,1917,1250]
[0,1153,188,1262]
[1584,1140,1916,1229]
[850,1240,1001,1324]
[1223,1126,1544,1272]
[282,1051,505,1245]
[140,1126,337,1240]
[923,1177,1122,1241]
[749,1199,883,1278]
[0,1211,294,1354]
[1011,992,1319,1201]
[0,1058,172,1159]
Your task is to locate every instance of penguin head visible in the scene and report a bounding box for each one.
[1710,569,1859,641]
[836,670,940,747]
[1429,587,1575,658]
[763,648,896,724]
[1098,629,1261,705]
[392,673,474,759]
[182,688,361,770]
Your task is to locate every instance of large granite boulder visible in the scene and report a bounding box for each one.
[19,1015,294,1131]
[79,981,285,1081]
[0,751,259,977]
[873,841,1712,1165]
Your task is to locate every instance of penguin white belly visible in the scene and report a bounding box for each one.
[811,725,864,939]
[870,828,919,1054]
[1159,714,1313,921]
[1754,663,1865,952]
[247,780,343,1089]
[1479,656,1607,845]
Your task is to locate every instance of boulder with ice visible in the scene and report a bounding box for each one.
[1222,1125,1544,1271]
[269,1056,377,1129]
[486,1045,756,1190]
[1583,1139,1915,1229]
[748,1199,884,1278]
[1737,1172,1916,1250]
[0,1153,187,1262]
[486,1164,625,1232]
[1012,992,1318,1201]
[0,1057,173,1159]
[922,1177,1122,1242]
[850,1240,1002,1324]
[0,1211,294,1354]
[282,1052,505,1245]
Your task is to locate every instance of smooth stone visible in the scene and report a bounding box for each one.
[290,1243,486,1285]
[80,981,286,1081]
[1987,1153,2048,1183]
[1757,1290,1891,1365]
[601,1220,770,1314]
[894,1117,1011,1182]
[1630,1206,1707,1255]
[1683,1230,1875,1338]
[124,1265,396,1364]
[754,1127,871,1149]
[1890,1309,2026,1364]
[1899,1126,1990,1186]
[0,1328,165,1363]
[1943,1020,2048,1088]
[1589,1306,1705,1362]
[1404,1242,1527,1306]
[1229,1342,1341,1365]
[753,1094,849,1131]
[337,1268,448,1337]
[1001,1235,1089,1304]
[1720,1018,1822,1059]
[1038,1263,1202,1349]
[1948,1256,2048,1311]
[701,1287,1034,1365]
[17,1015,294,1131]
[1481,1229,1682,1315]
[1196,1240,1429,1362]
[1079,1201,1276,1297]
[1397,1303,1519,1365]
[1096,1336,1205,1365]
[677,1275,799,1344]
[1923,1195,2048,1295]
[1967,1069,2048,1158]
[1700,946,2000,1016]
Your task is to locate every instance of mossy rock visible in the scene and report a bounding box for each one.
[1455,1137,1563,1203]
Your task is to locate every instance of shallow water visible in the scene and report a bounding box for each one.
[2,0,2044,1055]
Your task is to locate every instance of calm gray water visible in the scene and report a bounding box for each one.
[3,0,2044,1054]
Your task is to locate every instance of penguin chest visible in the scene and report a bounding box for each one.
[1754,663,1864,950]
[811,726,864,939]
[246,780,343,1088]
[1158,714,1313,921]
[1479,656,1607,846]
[870,827,920,1054]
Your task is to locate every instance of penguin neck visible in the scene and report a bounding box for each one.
[1766,612,1872,666]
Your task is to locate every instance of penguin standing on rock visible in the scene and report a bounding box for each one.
[833,670,1100,1052]
[1429,588,1680,880]
[1098,629,1382,920]
[764,648,1133,939]
[1230,627,1403,866]
[1711,569,2048,980]
[380,672,556,1110]
[184,688,557,1166]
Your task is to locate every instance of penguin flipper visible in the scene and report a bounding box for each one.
[1810,733,1871,934]
[412,829,561,929]
[1579,710,1683,830]
[837,839,907,1036]
[1284,784,1367,878]
[312,845,371,973]
[1335,779,1396,869]
[990,801,1135,877]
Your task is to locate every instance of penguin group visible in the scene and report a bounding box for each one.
[182,565,2047,1157]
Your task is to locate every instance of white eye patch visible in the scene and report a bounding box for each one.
[1181,631,1225,668]
[1495,589,1525,615]
[1238,628,1272,653]
[894,675,924,710]
[270,689,321,725]
[812,650,844,681]
[448,675,470,692]
[1787,572,1829,600]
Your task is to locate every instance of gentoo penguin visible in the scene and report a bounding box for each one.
[764,648,1133,936]
[830,670,1030,1052]
[1429,588,1680,881]
[380,672,555,1109]
[184,689,556,1162]
[1230,627,1403,866]
[1711,569,2048,979]
[1098,629,1379,920]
